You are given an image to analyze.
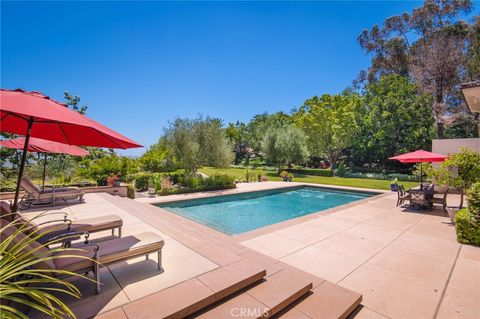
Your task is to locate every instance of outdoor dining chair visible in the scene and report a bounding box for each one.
[396,184,411,207]
[409,189,429,209]
[429,185,449,211]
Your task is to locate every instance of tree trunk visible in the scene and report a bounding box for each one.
[435,85,445,139]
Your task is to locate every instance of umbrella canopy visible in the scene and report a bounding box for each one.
[1,89,142,149]
[388,150,449,163]
[0,137,90,190]
[0,88,142,211]
[389,150,449,188]
[0,137,90,156]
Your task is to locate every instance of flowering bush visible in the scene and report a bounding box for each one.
[106,174,118,187]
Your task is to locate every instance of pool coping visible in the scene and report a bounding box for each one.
[141,182,391,242]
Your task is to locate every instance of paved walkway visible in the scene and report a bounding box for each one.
[240,192,479,319]
[21,182,479,319]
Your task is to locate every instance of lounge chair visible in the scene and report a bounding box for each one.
[396,184,410,207]
[19,176,84,209]
[0,201,123,239]
[430,185,449,211]
[1,219,164,294]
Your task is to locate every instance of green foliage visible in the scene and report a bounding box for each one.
[247,112,293,152]
[454,182,480,245]
[345,172,419,182]
[435,148,480,190]
[202,174,236,189]
[261,125,309,167]
[126,184,135,199]
[413,163,434,181]
[64,91,88,115]
[25,154,79,183]
[225,121,250,164]
[0,216,95,318]
[454,208,480,246]
[467,182,480,224]
[139,138,176,172]
[337,163,346,177]
[357,1,477,138]
[285,168,334,177]
[353,75,435,168]
[133,172,161,191]
[78,154,139,186]
[156,174,236,195]
[294,92,361,168]
[163,116,234,174]
[200,167,418,190]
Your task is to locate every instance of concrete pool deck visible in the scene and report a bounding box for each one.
[20,182,479,318]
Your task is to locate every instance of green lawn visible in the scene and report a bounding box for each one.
[199,167,418,191]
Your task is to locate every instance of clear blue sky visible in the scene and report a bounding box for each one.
[2,1,426,156]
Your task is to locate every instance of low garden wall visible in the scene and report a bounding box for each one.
[0,185,130,201]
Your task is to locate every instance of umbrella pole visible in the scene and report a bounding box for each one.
[12,117,34,212]
[420,162,423,190]
[42,153,47,191]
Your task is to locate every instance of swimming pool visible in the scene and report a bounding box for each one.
[156,186,376,235]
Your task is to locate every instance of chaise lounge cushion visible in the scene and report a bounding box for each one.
[37,214,123,236]
[54,245,97,272]
[55,232,164,272]
[87,232,164,266]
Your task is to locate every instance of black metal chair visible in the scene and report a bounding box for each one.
[396,184,410,207]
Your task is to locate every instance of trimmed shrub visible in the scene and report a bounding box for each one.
[157,174,235,195]
[454,208,480,246]
[344,172,419,182]
[126,184,135,199]
[133,172,168,191]
[285,168,333,177]
[133,173,154,191]
[467,182,480,224]
[203,174,236,189]
[337,163,346,177]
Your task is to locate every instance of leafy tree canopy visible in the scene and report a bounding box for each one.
[293,92,362,168]
[352,75,435,168]
[261,124,309,167]
[163,116,234,174]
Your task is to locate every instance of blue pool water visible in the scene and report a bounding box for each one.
[157,187,375,235]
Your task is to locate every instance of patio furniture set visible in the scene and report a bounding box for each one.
[396,183,450,211]
[0,201,165,295]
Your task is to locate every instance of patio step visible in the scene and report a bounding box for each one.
[120,259,266,319]
[190,268,313,318]
[276,281,362,319]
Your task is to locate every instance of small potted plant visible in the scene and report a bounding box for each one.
[107,174,117,187]
[148,177,156,197]
[279,170,289,181]
[390,177,399,192]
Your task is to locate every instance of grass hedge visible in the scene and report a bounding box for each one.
[285,168,334,177]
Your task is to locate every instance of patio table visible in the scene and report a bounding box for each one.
[407,186,447,210]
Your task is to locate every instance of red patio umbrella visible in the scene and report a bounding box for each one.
[389,150,449,187]
[0,137,90,190]
[0,88,142,211]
